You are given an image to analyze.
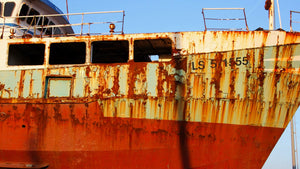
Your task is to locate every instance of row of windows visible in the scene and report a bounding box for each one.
[0,2,15,17]
[19,4,61,35]
[8,39,173,66]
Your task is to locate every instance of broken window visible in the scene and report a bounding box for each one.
[19,4,29,21]
[8,44,45,65]
[134,39,173,62]
[4,2,15,17]
[49,42,86,65]
[91,40,129,63]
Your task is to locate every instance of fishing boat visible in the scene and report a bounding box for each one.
[0,0,300,168]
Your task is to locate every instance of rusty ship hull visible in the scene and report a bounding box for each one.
[1,31,300,169]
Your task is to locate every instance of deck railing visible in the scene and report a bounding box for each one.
[202,8,249,31]
[0,10,125,38]
[290,10,300,32]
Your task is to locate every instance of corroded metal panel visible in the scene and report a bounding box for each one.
[1,31,300,169]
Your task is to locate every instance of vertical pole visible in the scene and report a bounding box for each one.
[243,8,249,31]
[290,11,293,32]
[122,11,125,34]
[276,0,282,29]
[81,13,84,35]
[202,9,207,31]
[1,17,5,39]
[291,118,297,169]
[66,0,69,21]
[269,0,275,30]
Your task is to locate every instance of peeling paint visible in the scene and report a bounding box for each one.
[0,31,300,169]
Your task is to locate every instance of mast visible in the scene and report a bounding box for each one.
[291,118,299,169]
[268,0,275,30]
[265,0,275,30]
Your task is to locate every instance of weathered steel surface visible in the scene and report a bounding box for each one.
[0,105,283,169]
[0,31,300,169]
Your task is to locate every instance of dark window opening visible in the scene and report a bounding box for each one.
[50,42,86,65]
[8,44,45,65]
[19,4,29,21]
[27,8,40,25]
[91,41,129,63]
[134,39,173,62]
[0,3,2,17]
[37,17,49,32]
[4,2,15,17]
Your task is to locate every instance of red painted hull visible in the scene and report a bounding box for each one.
[0,102,283,169]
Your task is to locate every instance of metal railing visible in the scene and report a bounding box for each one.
[0,10,125,38]
[290,10,300,32]
[202,8,249,31]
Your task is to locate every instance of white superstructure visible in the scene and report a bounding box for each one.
[0,0,73,38]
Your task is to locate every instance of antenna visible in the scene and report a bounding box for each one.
[66,0,69,21]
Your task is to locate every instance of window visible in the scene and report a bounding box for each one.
[91,41,129,63]
[27,8,40,25]
[134,39,173,62]
[37,17,49,26]
[49,42,86,65]
[37,17,49,32]
[0,3,2,17]
[8,44,45,65]
[19,4,29,21]
[4,2,15,17]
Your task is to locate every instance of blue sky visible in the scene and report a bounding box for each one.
[50,0,300,168]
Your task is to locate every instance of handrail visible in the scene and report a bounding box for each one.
[290,10,300,32]
[0,10,125,38]
[202,8,249,31]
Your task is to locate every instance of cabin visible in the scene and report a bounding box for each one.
[0,0,73,38]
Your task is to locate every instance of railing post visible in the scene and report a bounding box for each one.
[81,13,84,35]
[1,17,5,39]
[41,16,44,37]
[33,16,36,36]
[202,9,207,31]
[243,8,249,31]
[122,11,125,34]
[290,11,293,32]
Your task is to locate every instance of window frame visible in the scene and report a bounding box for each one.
[91,40,129,64]
[19,3,29,21]
[7,43,46,66]
[133,38,173,62]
